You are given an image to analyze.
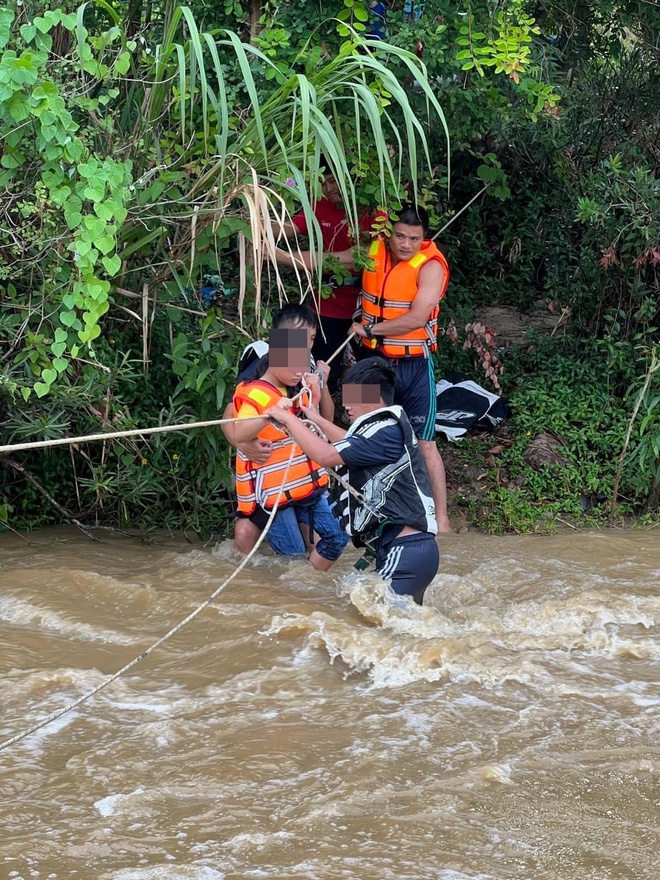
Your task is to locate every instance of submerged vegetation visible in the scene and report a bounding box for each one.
[1,0,658,536]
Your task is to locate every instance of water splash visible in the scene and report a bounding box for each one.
[265,570,660,687]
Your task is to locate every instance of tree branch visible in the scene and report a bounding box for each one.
[3,458,102,542]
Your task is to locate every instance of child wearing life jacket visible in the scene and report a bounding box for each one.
[231,325,349,570]
[222,304,336,556]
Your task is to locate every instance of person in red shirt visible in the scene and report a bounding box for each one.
[274,161,378,393]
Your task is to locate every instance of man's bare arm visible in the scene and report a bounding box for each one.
[315,361,335,422]
[301,406,347,443]
[274,246,356,271]
[220,402,273,463]
[268,405,345,467]
[270,218,299,240]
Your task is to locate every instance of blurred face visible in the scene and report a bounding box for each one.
[389,221,424,263]
[342,383,382,421]
[268,327,311,386]
[321,174,342,207]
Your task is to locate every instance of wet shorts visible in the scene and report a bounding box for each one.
[247,491,349,561]
[375,530,439,605]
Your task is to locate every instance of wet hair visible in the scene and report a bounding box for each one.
[395,203,429,233]
[343,356,396,406]
[272,303,318,331]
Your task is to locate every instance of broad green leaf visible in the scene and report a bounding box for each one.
[102,254,122,275]
[20,24,37,44]
[33,381,50,398]
[0,7,14,47]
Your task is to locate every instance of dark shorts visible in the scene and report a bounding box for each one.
[356,353,437,441]
[391,356,437,442]
[375,531,439,605]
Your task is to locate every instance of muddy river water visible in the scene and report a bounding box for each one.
[1,527,658,879]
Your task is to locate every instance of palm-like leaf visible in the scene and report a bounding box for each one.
[112,9,450,325]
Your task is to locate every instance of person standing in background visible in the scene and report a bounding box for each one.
[350,204,452,533]
[366,1,387,40]
[273,158,379,394]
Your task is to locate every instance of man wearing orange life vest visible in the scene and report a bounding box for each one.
[274,203,452,532]
[349,204,451,532]
[231,326,349,570]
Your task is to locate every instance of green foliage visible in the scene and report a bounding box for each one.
[623,346,660,500]
[1,0,658,536]
[337,0,371,37]
[0,6,132,396]
[1,1,451,533]
[2,1,446,398]
[469,486,562,535]
[455,340,658,533]
[573,157,659,345]
[451,1,558,120]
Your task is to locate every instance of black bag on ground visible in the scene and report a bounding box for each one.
[435,372,510,441]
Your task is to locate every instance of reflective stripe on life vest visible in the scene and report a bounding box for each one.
[233,379,328,516]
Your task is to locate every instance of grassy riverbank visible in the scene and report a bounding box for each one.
[435,304,659,535]
[1,3,658,537]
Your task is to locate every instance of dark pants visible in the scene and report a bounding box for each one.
[355,350,437,441]
[312,315,354,395]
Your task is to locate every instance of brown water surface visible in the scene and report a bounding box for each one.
[1,527,659,879]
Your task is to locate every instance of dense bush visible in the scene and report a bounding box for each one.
[1,0,658,534]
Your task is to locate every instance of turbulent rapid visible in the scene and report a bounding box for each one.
[1,527,658,879]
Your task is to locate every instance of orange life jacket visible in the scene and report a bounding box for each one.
[360,238,449,358]
[233,380,328,516]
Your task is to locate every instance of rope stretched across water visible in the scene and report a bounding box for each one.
[0,333,356,455]
[0,333,362,751]
[0,447,296,754]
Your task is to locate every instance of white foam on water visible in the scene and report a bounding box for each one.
[221,830,295,853]
[265,563,660,689]
[436,872,495,879]
[94,787,145,818]
[472,761,516,786]
[105,868,225,880]
[21,707,79,755]
[0,596,135,644]
[267,608,450,687]
[107,699,175,715]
